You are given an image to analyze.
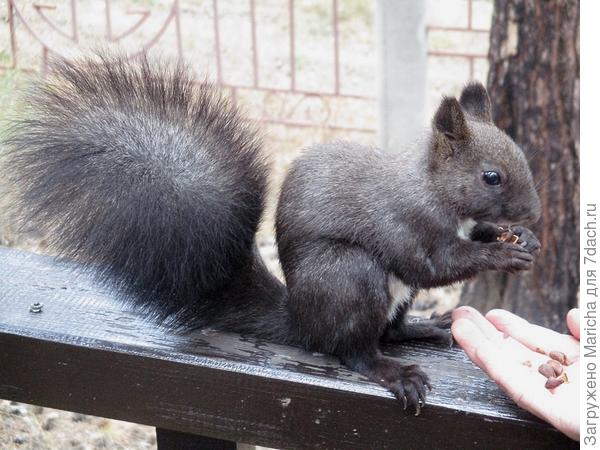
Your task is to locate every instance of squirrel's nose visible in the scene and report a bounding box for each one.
[508,190,541,225]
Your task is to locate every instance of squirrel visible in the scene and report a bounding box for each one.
[1,54,541,415]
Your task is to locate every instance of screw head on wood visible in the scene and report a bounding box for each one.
[29,302,44,313]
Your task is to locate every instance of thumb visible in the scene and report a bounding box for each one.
[566,308,580,341]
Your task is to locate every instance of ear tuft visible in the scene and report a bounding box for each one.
[459,82,492,122]
[433,97,469,142]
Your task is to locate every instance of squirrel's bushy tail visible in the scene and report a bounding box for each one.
[2,54,279,327]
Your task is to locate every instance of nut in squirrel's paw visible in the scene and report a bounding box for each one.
[497,227,520,245]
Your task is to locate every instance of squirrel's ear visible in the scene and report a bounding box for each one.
[432,97,469,142]
[459,82,492,122]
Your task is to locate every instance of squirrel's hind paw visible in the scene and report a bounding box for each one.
[430,310,453,329]
[346,355,432,415]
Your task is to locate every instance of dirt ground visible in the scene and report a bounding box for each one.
[0,401,156,450]
[0,1,490,449]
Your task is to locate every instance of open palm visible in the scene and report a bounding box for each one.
[452,306,579,441]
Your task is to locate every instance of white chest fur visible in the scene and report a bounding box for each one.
[457,218,477,240]
[387,274,413,321]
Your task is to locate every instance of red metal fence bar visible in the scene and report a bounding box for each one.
[7,0,17,69]
[212,0,223,84]
[104,0,112,40]
[426,0,490,80]
[288,0,296,92]
[2,0,491,133]
[250,0,259,87]
[332,0,340,95]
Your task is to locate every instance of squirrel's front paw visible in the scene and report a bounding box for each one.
[490,242,534,273]
[497,226,541,254]
[510,226,541,254]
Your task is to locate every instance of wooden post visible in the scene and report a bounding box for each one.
[156,428,236,450]
[376,0,427,152]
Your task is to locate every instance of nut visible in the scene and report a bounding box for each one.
[538,363,555,379]
[545,377,564,389]
[547,359,564,376]
[538,360,563,378]
[498,232,519,244]
[545,372,569,389]
[549,350,568,365]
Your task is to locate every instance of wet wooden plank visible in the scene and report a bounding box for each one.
[0,247,576,449]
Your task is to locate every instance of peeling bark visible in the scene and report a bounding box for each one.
[460,0,580,331]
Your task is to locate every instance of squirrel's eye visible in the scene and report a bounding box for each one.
[482,171,501,185]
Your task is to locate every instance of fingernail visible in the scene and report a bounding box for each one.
[452,318,478,338]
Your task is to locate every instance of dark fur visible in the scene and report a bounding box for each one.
[3,55,541,413]
[2,54,289,339]
[275,83,541,411]
[459,82,493,122]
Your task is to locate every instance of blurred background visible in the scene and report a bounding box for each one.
[0,1,579,449]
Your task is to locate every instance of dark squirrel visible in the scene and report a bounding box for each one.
[2,55,541,414]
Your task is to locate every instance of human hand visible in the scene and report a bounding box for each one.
[451,306,579,441]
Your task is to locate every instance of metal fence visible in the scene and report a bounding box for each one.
[2,0,491,135]
[427,0,489,80]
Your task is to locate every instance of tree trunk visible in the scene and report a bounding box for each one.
[460,0,580,331]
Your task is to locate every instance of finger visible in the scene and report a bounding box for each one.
[453,306,504,341]
[454,309,547,369]
[566,308,580,341]
[477,347,580,441]
[473,337,554,416]
[512,227,541,250]
[453,319,549,398]
[452,314,544,368]
[486,309,579,361]
[505,243,534,256]
[453,318,571,437]
[525,235,541,250]
[451,317,487,368]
